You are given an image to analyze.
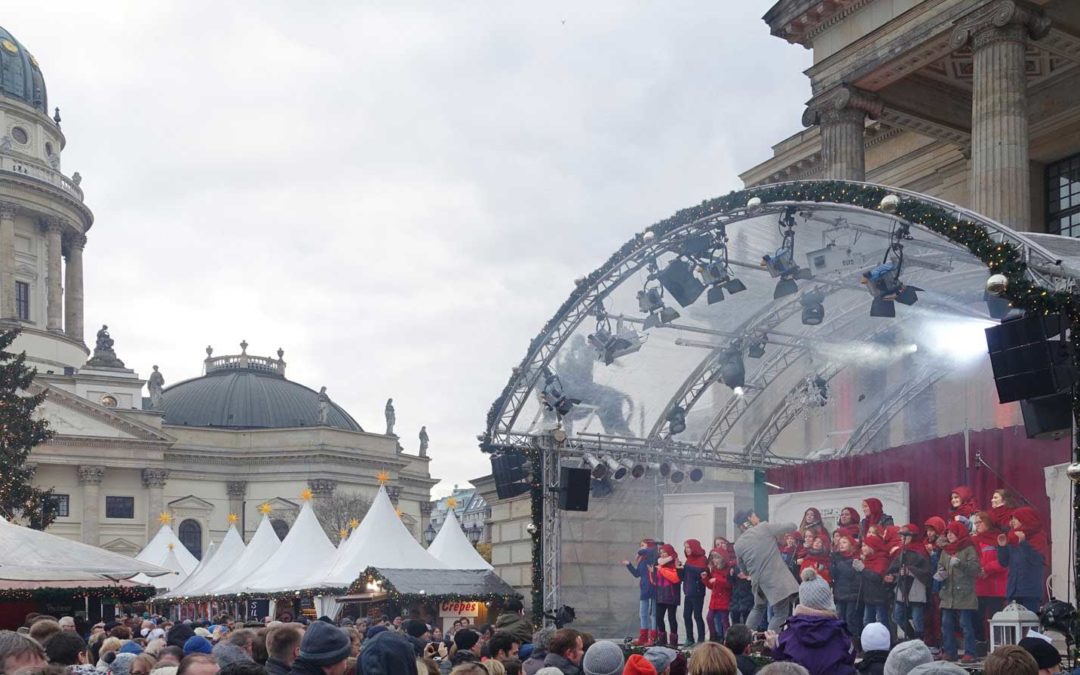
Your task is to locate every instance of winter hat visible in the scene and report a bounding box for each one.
[213,642,254,668]
[148,628,166,641]
[797,567,835,613]
[365,625,389,640]
[860,623,890,652]
[454,629,481,652]
[359,631,416,675]
[582,640,625,675]
[532,627,556,652]
[907,663,968,674]
[642,646,677,674]
[883,639,933,675]
[518,644,535,661]
[109,652,137,675]
[194,627,211,638]
[119,641,144,655]
[1019,636,1062,669]
[166,624,195,649]
[182,636,213,656]
[404,620,429,639]
[536,669,565,675]
[733,509,754,528]
[622,654,657,675]
[298,621,351,667]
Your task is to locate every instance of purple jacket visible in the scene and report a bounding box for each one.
[772,613,856,675]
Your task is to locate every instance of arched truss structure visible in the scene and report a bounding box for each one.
[482,181,1080,470]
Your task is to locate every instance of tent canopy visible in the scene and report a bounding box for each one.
[427,509,493,571]
[243,501,336,594]
[206,514,282,596]
[161,525,247,599]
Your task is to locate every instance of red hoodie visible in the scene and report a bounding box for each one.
[836,506,861,541]
[949,485,979,520]
[862,534,891,575]
[1008,506,1049,558]
[703,555,732,611]
[973,524,1007,597]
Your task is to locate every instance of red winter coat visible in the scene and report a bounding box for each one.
[703,567,732,610]
[973,532,1007,598]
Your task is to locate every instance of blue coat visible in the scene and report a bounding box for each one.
[625,548,657,601]
[996,541,1045,601]
[773,613,856,675]
[830,554,860,602]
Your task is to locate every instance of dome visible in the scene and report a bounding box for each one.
[160,346,362,432]
[0,26,47,114]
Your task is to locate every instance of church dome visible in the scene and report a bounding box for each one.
[0,26,47,113]
[160,344,363,432]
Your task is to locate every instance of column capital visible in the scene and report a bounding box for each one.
[951,0,1050,51]
[386,485,401,504]
[419,501,434,517]
[802,84,883,128]
[77,465,106,485]
[307,478,337,496]
[141,468,170,489]
[226,480,248,497]
[0,202,17,220]
[38,217,64,235]
[63,232,87,251]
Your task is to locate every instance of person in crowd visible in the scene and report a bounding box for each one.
[757,665,809,675]
[219,664,266,675]
[722,625,757,675]
[485,659,507,675]
[881,640,933,675]
[522,629,554,675]
[971,511,1008,651]
[654,543,682,646]
[857,623,890,675]
[641,646,677,675]
[431,627,443,643]
[996,506,1048,612]
[403,621,431,657]
[177,655,220,675]
[703,548,733,642]
[542,630,583,675]
[853,534,892,629]
[494,599,534,649]
[620,654,654,675]
[836,507,861,542]
[988,490,1017,531]
[30,621,63,647]
[159,647,185,668]
[1017,636,1061,674]
[936,521,980,664]
[732,509,799,632]
[447,630,483,673]
[779,532,804,578]
[213,639,254,668]
[860,499,893,540]
[729,566,754,628]
[983,645,1038,675]
[452,664,488,675]
[168,627,197,652]
[948,487,979,525]
[766,568,855,675]
[679,539,708,645]
[132,653,159,675]
[580,640,623,675]
[43,630,89,668]
[185,638,215,658]
[110,652,139,675]
[489,634,519,663]
[887,524,931,642]
[622,539,658,646]
[831,534,862,639]
[798,535,831,584]
[287,621,351,675]
[798,509,830,552]
[686,642,738,675]
[502,659,522,675]
[58,618,77,634]
[358,631,416,675]
[265,625,303,675]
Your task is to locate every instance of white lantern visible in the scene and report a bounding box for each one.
[989,601,1041,652]
[747,196,763,210]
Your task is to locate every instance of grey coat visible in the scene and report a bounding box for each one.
[734,521,800,605]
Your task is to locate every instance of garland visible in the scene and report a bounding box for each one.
[0,585,156,603]
[477,179,1080,624]
[350,567,521,607]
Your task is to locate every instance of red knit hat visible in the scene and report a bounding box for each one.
[623,654,657,675]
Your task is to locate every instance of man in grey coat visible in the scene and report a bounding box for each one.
[733,509,799,631]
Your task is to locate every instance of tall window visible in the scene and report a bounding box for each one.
[15,281,29,321]
[1047,153,1080,236]
[48,494,69,518]
[178,519,202,559]
[105,496,134,519]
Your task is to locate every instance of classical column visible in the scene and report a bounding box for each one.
[63,232,85,343]
[952,0,1050,231]
[386,486,401,505]
[0,203,16,320]
[77,465,105,545]
[42,220,63,332]
[142,468,169,538]
[307,478,337,510]
[225,480,247,520]
[802,85,883,181]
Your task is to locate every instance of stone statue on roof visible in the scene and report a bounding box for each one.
[419,426,429,457]
[148,365,165,411]
[318,386,331,425]
[85,324,126,369]
[385,398,396,436]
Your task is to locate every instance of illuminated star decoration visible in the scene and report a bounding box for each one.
[445,497,457,509]
[300,488,313,502]
[376,471,391,486]
[395,507,403,518]
[339,528,349,540]
[227,513,238,525]
[258,502,273,515]
[167,543,174,551]
[349,518,360,530]
[158,512,173,525]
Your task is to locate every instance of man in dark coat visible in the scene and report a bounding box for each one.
[733,509,799,631]
[358,631,416,675]
[265,624,303,675]
[288,621,351,675]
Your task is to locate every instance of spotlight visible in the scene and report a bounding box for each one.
[800,291,825,326]
[688,467,704,482]
[638,286,680,329]
[762,206,811,299]
[602,455,626,481]
[747,337,767,359]
[718,345,745,390]
[659,461,672,478]
[698,241,746,305]
[666,463,686,484]
[657,258,705,307]
[541,370,579,417]
[587,320,645,365]
[861,262,919,317]
[666,405,687,436]
[619,457,645,480]
[582,453,607,480]
[813,375,828,402]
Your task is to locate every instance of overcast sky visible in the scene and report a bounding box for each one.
[7,2,811,495]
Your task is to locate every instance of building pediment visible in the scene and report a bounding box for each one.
[37,385,173,443]
[101,537,141,555]
[168,495,214,514]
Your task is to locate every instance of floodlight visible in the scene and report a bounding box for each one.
[698,249,747,305]
[582,453,607,480]
[762,206,811,298]
[587,322,645,365]
[602,455,627,481]
[747,337,767,359]
[666,405,687,436]
[541,370,579,417]
[688,467,704,482]
[619,457,645,480]
[800,291,826,326]
[638,286,680,329]
[861,262,919,316]
[718,346,745,389]
[658,259,705,307]
[666,463,686,484]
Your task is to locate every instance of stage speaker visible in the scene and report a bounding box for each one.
[1020,393,1072,441]
[491,452,531,499]
[985,313,1074,403]
[657,259,705,307]
[558,467,591,512]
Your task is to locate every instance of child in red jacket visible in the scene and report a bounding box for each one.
[703,547,734,641]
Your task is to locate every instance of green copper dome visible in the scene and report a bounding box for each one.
[0,26,47,114]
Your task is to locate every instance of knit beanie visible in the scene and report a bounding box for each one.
[166,624,194,649]
[109,652,137,675]
[582,640,625,675]
[454,629,480,652]
[860,622,890,652]
[532,627,556,652]
[642,647,677,675]
[535,669,565,675]
[365,625,389,640]
[404,620,429,639]
[119,641,144,655]
[182,636,213,656]
[1019,636,1062,669]
[883,639,933,675]
[359,631,416,675]
[622,654,657,675]
[797,568,835,613]
[298,620,351,666]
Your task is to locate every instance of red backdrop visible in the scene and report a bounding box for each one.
[765,425,1070,533]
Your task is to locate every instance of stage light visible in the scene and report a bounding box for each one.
[984,290,1011,320]
[747,337,767,359]
[657,258,705,307]
[718,346,745,390]
[813,375,828,402]
[582,453,607,480]
[800,291,825,325]
[638,286,680,329]
[688,467,704,482]
[620,457,645,480]
[862,224,921,317]
[762,206,811,299]
[698,245,746,305]
[666,405,687,436]
[667,463,686,484]
[587,322,645,365]
[602,455,627,482]
[541,370,579,417]
[659,461,672,478]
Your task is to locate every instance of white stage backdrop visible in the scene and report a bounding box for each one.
[1044,462,1073,601]
[769,482,911,532]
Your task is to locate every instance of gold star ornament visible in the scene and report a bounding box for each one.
[349,518,360,530]
[227,513,239,525]
[158,512,173,525]
[395,507,403,518]
[258,502,273,515]
[300,488,313,502]
[339,528,349,540]
[376,471,391,486]
[445,497,458,509]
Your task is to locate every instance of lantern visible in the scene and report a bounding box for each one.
[989,601,1041,651]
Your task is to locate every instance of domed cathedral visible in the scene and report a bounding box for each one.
[6,25,436,557]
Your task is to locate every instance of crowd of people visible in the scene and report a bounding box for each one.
[623,487,1051,665]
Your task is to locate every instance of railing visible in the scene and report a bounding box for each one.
[205,354,286,375]
[0,155,84,201]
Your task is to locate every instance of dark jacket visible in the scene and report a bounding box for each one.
[522,653,546,675]
[542,652,581,675]
[855,650,888,675]
[830,554,861,602]
[735,654,758,675]
[772,612,856,675]
[730,575,754,615]
[679,562,708,599]
[265,657,291,675]
[858,568,891,605]
[996,540,1046,601]
[360,631,420,675]
[625,548,657,602]
[938,545,980,610]
[887,550,932,603]
[288,659,327,675]
[493,613,534,647]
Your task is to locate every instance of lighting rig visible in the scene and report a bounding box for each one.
[861,221,921,317]
[761,206,813,299]
[586,304,645,365]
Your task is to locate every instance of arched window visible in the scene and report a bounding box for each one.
[178,519,202,559]
[271,518,290,541]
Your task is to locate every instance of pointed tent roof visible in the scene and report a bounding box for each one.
[322,487,446,586]
[206,515,282,596]
[150,546,189,591]
[428,509,493,571]
[132,524,199,586]
[162,526,246,598]
[242,501,337,593]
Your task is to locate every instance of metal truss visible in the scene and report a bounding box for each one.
[538,434,561,621]
[839,367,948,456]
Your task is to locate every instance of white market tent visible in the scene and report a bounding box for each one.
[427,509,493,571]
[149,546,190,592]
[162,524,246,599]
[0,517,171,581]
[242,500,337,594]
[205,514,282,596]
[321,486,446,587]
[131,523,199,587]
